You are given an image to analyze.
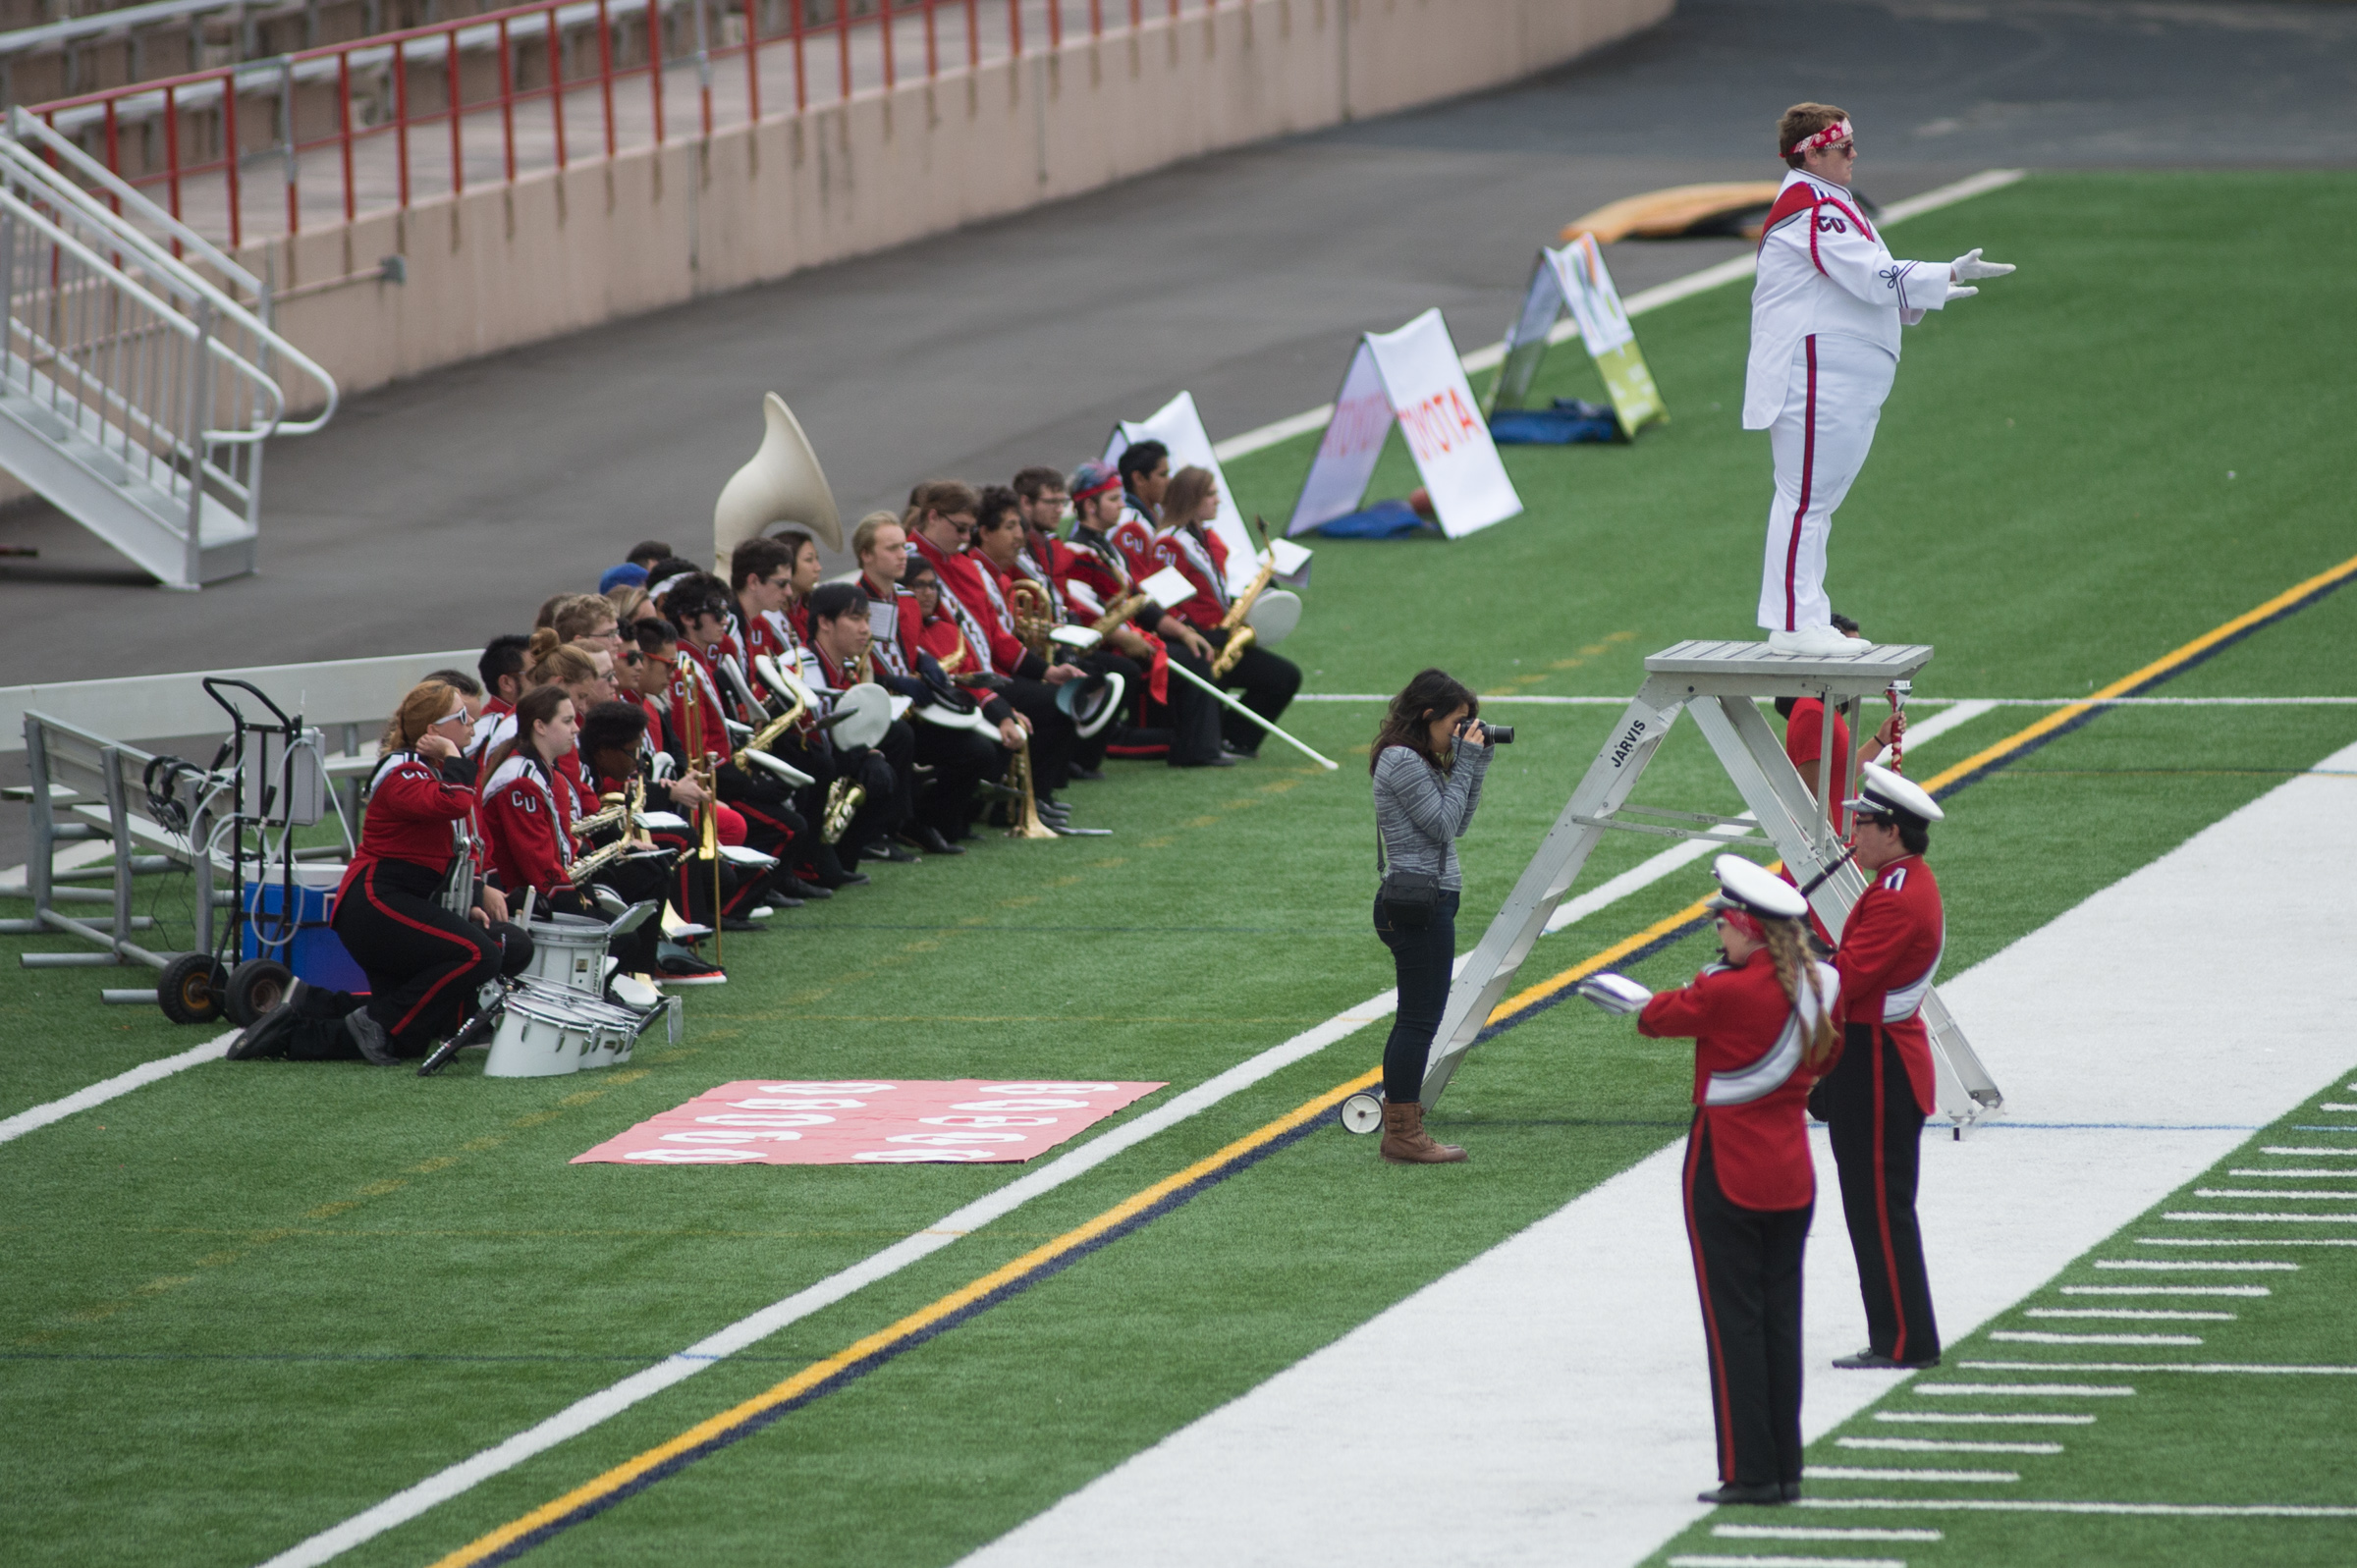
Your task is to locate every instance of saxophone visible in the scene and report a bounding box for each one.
[1090,588,1148,637]
[565,779,654,885]
[1209,521,1282,679]
[732,668,810,771]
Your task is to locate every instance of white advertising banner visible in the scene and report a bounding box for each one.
[1286,308,1523,540]
[1488,240,1667,435]
[1103,391,1257,595]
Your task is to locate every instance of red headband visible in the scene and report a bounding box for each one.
[1795,120,1853,155]
[1717,906,1764,942]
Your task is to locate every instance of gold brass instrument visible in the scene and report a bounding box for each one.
[565,779,657,885]
[1004,738,1056,840]
[1090,588,1148,637]
[732,667,809,771]
[1209,516,1281,680]
[819,776,865,845]
[712,392,844,569]
[1008,577,1058,661]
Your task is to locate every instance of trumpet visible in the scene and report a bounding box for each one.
[1008,577,1059,661]
[1003,736,1057,840]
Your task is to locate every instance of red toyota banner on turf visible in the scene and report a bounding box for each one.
[572,1079,1168,1165]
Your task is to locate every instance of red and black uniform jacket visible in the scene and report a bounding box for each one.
[1151,522,1234,632]
[1061,524,1175,638]
[337,751,474,905]
[857,572,925,678]
[478,751,581,903]
[909,530,1055,681]
[1108,502,1159,583]
[662,647,733,765]
[1834,855,1944,1114]
[1639,947,1838,1211]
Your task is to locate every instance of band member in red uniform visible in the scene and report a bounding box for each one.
[730,535,804,680]
[972,485,1141,779]
[1584,855,1840,1505]
[479,686,683,981]
[1110,441,1168,579]
[1061,460,1226,767]
[322,681,518,1063]
[857,512,990,852]
[905,479,1083,814]
[1776,616,1902,827]
[804,581,921,859]
[1820,762,1946,1369]
[1152,466,1302,758]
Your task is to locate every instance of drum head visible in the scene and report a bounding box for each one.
[831,683,893,750]
[1244,589,1301,647]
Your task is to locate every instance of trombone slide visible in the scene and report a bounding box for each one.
[1162,660,1338,771]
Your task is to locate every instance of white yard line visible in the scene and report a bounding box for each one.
[1670,1556,1906,1568]
[1835,1437,2062,1454]
[253,961,1485,1568]
[1713,1525,1944,1541]
[0,1033,237,1146]
[1290,695,2357,706]
[1806,1466,2020,1484]
[1872,1413,2094,1425]
[1208,170,2025,464]
[1959,1361,2357,1377]
[958,738,2357,1568]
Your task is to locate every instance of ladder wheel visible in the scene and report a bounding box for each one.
[157,953,229,1026]
[1340,1091,1386,1135]
[223,958,294,1027]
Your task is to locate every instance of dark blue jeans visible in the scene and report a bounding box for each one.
[1374,890,1458,1104]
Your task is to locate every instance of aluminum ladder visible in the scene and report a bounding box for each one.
[0,107,335,587]
[1422,638,2003,1131]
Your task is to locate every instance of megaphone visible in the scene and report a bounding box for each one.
[713,393,843,572]
[1055,671,1126,738]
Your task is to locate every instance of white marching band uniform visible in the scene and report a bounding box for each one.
[1745,165,1961,639]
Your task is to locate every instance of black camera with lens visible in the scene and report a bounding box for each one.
[1458,717,1514,746]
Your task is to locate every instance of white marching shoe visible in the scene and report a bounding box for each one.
[1767,624,1875,657]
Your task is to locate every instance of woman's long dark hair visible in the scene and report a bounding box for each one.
[1370,668,1479,776]
[483,684,573,780]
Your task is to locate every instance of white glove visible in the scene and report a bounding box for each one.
[1949,247,2014,283]
[1576,973,1654,1016]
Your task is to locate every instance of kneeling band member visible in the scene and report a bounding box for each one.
[1826,761,1946,1370]
[1587,855,1839,1505]
[319,681,523,1063]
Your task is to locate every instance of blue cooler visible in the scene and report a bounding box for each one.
[242,865,370,993]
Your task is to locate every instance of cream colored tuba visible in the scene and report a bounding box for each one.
[713,392,844,572]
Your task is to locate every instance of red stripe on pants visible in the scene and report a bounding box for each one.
[1783,336,1818,632]
[360,861,486,1037]
[1683,1119,1738,1481]
[1872,1027,1910,1361]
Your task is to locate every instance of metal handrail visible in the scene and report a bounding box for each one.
[0,0,284,60]
[7,107,263,297]
[2,108,338,434]
[0,183,292,442]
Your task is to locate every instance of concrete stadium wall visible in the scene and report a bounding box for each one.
[246,0,1672,405]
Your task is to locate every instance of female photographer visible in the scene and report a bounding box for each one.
[1369,668,1493,1164]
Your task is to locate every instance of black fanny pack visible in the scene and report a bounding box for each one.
[1377,836,1441,929]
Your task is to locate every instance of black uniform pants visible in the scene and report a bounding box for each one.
[1825,1022,1941,1363]
[835,719,914,857]
[909,717,1001,838]
[1203,626,1301,756]
[1149,641,1226,767]
[1070,650,1145,771]
[330,858,506,1053]
[999,676,1077,795]
[1683,1120,1812,1487]
[1373,890,1457,1104]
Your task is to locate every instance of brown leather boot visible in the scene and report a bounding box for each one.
[1380,1101,1466,1164]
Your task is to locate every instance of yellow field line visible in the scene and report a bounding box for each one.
[428,1065,1383,1568]
[1481,549,2357,1027]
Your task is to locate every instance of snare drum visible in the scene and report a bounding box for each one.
[519,979,647,1070]
[483,987,602,1077]
[525,914,610,998]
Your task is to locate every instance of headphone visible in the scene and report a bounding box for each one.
[141,752,215,836]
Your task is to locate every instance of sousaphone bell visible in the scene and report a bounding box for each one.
[713,392,844,572]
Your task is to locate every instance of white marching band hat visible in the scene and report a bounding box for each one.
[1841,760,1945,825]
[1705,852,1808,921]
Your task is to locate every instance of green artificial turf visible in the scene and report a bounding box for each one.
[1645,1081,2357,1568]
[3,171,2356,1567]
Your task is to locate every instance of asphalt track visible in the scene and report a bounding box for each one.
[1,0,2353,685]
